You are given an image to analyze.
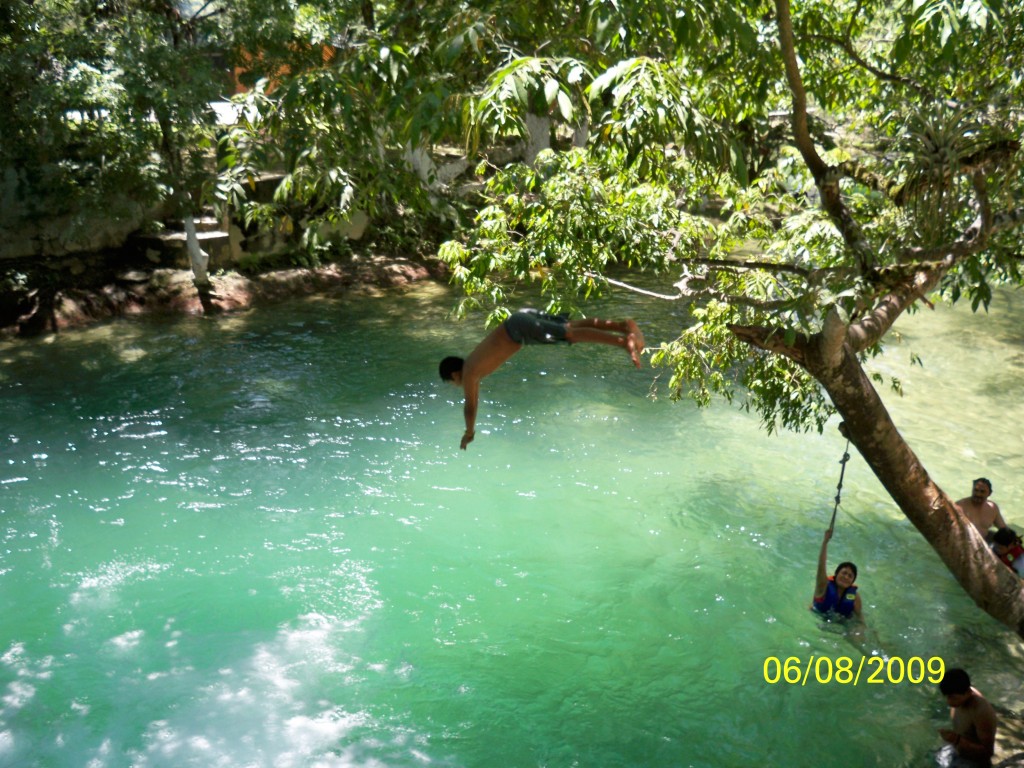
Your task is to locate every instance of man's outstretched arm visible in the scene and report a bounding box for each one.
[461,380,479,450]
[814,528,831,600]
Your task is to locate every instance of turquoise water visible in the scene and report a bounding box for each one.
[1,284,1023,768]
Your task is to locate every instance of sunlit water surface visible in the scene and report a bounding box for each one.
[1,284,1023,768]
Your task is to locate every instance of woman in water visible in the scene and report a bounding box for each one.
[812,528,862,620]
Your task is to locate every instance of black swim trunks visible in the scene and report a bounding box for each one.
[502,309,571,345]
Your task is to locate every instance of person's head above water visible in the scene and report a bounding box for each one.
[939,667,971,697]
[834,561,858,583]
[993,527,1019,548]
[439,356,464,382]
[972,477,993,499]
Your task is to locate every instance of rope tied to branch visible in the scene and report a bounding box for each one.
[828,438,852,535]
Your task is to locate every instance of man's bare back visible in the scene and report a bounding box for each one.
[462,324,522,383]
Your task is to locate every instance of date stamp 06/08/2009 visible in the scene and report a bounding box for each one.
[763,655,946,686]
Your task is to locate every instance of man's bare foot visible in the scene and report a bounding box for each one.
[626,320,645,354]
[625,333,642,368]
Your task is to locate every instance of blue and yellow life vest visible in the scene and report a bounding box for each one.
[812,577,857,617]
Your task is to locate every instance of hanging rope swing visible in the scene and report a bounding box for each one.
[828,437,852,535]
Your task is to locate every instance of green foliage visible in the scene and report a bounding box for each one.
[440,147,718,316]
[0,0,224,232]
[465,57,590,155]
[1,3,148,218]
[213,31,450,258]
[463,39,777,182]
[650,300,744,408]
[5,0,1023,450]
[589,56,734,175]
[897,105,987,245]
[897,0,1001,53]
[740,351,836,434]
[649,299,836,434]
[444,0,1024,437]
[586,0,769,59]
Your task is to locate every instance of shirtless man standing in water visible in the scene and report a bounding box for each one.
[937,667,997,767]
[956,478,1007,541]
[438,309,644,450]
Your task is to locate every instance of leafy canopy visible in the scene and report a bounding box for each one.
[441,0,1024,434]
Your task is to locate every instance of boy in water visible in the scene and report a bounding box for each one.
[937,667,997,767]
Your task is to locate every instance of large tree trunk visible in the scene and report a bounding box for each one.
[805,320,1024,636]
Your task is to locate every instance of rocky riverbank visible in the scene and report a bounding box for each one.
[1,254,441,339]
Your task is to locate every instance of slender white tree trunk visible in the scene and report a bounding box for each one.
[183,214,210,287]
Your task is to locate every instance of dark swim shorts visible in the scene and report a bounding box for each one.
[502,309,571,345]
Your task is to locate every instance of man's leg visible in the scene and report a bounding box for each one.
[565,318,644,367]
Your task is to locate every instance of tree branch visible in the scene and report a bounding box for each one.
[190,1,221,21]
[843,180,1024,352]
[840,140,1018,210]
[774,0,871,272]
[194,7,225,22]
[838,158,904,201]
[845,271,935,352]
[818,305,848,371]
[774,0,827,180]
[586,273,682,300]
[846,180,997,350]
[960,139,1021,175]
[589,271,799,311]
[805,34,926,95]
[673,273,799,311]
[687,256,811,277]
[727,323,808,365]
[897,174,992,265]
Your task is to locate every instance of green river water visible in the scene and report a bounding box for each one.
[1,283,1023,768]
